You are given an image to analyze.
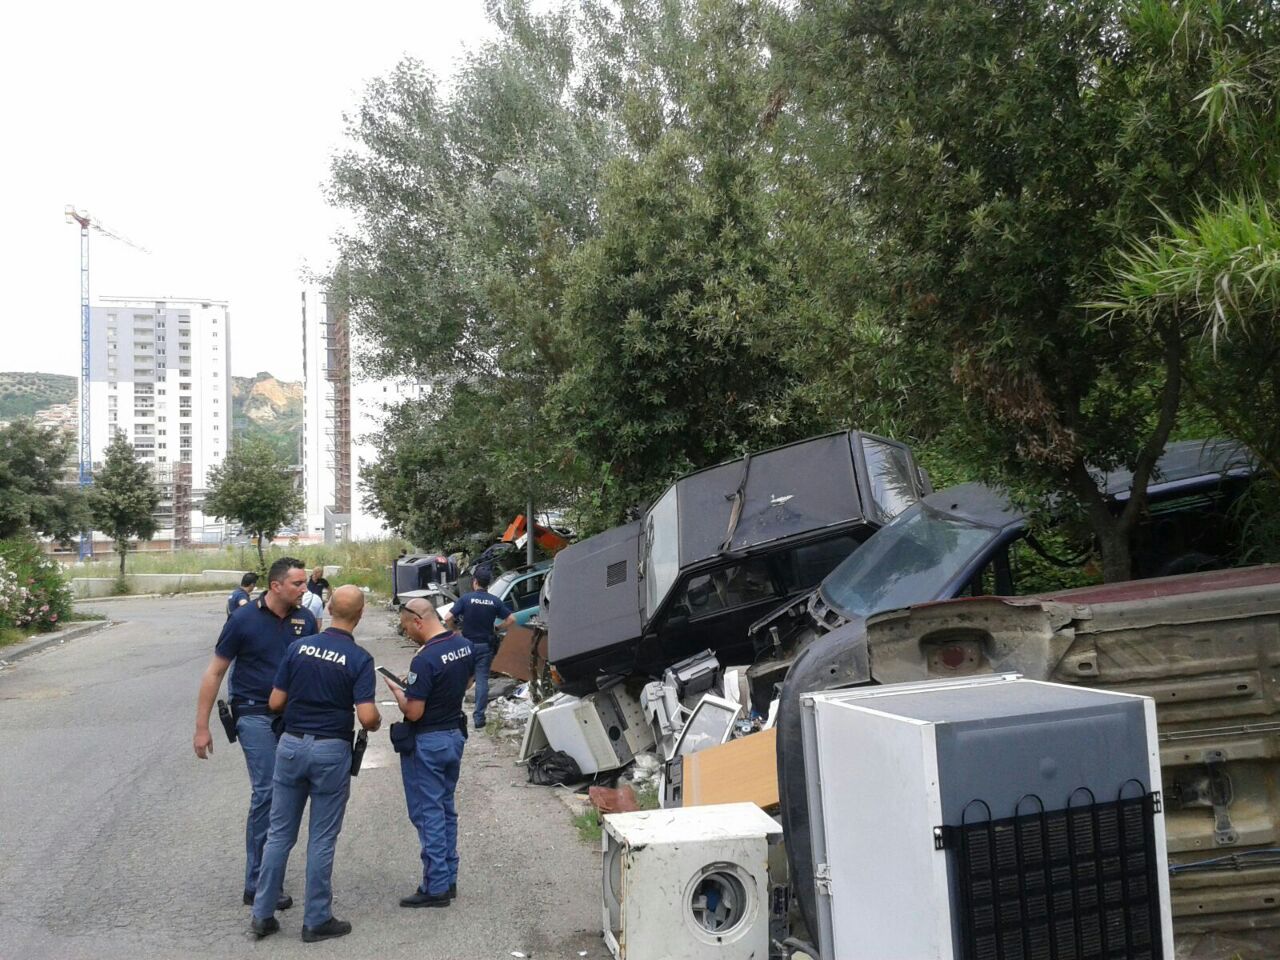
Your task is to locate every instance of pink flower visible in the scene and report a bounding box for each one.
[49,613,58,622]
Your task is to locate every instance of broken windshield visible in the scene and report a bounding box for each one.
[819,503,1001,619]
[643,484,680,618]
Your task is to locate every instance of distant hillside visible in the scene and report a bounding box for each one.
[232,372,303,466]
[0,372,77,420]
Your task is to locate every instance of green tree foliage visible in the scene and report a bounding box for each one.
[552,0,823,521]
[204,436,304,571]
[0,421,87,543]
[89,432,160,576]
[778,0,1280,580]
[328,0,612,543]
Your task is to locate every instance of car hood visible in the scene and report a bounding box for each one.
[547,521,645,666]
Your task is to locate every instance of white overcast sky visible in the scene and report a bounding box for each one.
[0,0,494,382]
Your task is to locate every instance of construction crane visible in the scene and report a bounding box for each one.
[64,205,150,560]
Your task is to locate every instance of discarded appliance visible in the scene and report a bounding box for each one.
[660,693,741,807]
[518,686,654,776]
[801,674,1172,960]
[602,803,784,960]
[642,649,721,758]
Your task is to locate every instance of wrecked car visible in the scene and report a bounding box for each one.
[548,430,930,695]
[778,565,1280,954]
[749,438,1257,699]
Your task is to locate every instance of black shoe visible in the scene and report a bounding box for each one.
[250,916,280,939]
[473,717,486,730]
[399,888,452,908]
[301,917,352,942]
[244,892,294,911]
[447,882,457,900]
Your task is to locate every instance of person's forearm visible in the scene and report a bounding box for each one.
[195,668,222,732]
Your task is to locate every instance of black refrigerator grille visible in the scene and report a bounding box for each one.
[940,790,1163,960]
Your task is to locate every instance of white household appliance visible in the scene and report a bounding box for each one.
[801,674,1173,960]
[519,685,653,775]
[602,803,783,960]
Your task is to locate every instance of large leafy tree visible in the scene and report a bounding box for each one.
[551,0,822,522]
[0,420,87,543]
[89,432,159,575]
[328,0,611,545]
[204,436,303,570]
[779,0,1280,580]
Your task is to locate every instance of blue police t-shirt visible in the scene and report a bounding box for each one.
[215,598,318,703]
[449,590,513,645]
[226,588,251,618]
[403,630,475,730]
[272,627,375,740]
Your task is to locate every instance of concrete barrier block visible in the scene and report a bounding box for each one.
[323,565,341,579]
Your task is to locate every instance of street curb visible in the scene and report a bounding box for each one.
[0,620,115,664]
[73,590,229,603]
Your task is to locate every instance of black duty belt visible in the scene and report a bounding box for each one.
[412,719,465,735]
[285,730,350,741]
[232,703,273,716]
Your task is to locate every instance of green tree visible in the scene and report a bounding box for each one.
[204,436,303,571]
[0,420,87,543]
[88,432,159,576]
[778,0,1280,580]
[550,0,822,522]
[328,0,613,543]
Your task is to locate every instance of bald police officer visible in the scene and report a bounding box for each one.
[386,598,474,907]
[194,556,317,910]
[250,586,381,941]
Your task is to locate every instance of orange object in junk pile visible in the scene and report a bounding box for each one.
[499,515,571,554]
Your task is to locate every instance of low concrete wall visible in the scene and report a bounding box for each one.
[70,578,118,599]
[200,570,247,586]
[70,566,341,598]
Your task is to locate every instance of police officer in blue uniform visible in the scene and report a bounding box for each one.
[194,556,317,910]
[227,572,258,619]
[386,597,474,908]
[445,565,515,730]
[250,585,381,941]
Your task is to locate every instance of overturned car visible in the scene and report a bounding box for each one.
[547,430,930,695]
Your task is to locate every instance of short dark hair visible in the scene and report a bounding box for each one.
[474,564,493,588]
[267,556,305,586]
[240,572,259,588]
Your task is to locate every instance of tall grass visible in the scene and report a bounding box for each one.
[70,538,411,596]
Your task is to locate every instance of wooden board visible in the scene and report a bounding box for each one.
[681,727,778,810]
[490,624,547,682]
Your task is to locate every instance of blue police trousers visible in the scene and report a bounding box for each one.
[399,728,465,896]
[252,734,352,928]
[236,714,280,896]
[471,642,493,727]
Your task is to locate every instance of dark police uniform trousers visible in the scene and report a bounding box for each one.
[252,628,375,929]
[215,598,317,897]
[400,630,475,897]
[448,590,513,727]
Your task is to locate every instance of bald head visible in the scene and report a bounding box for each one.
[327,584,365,631]
[399,597,445,645]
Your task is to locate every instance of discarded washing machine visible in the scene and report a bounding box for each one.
[519,685,653,776]
[603,802,786,960]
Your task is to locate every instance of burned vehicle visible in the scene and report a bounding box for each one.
[750,438,1257,692]
[547,431,930,695]
[781,565,1280,954]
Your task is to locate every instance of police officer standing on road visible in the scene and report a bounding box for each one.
[227,572,258,619]
[386,598,474,908]
[445,565,514,730]
[193,557,317,911]
[250,585,381,942]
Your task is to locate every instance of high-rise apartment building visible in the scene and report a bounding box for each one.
[88,298,232,542]
[301,288,412,543]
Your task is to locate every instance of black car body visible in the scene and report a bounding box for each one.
[547,430,930,694]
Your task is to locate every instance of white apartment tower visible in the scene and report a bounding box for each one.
[88,298,232,541]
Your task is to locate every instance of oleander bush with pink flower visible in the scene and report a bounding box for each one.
[0,539,73,634]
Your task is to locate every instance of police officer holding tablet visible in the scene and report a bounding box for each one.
[193,556,317,910]
[250,585,381,941]
[387,597,474,908]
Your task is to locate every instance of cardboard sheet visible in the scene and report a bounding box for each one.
[491,624,547,682]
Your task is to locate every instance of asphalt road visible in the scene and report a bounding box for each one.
[0,594,608,960]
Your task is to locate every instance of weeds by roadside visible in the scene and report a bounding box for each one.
[572,809,602,845]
